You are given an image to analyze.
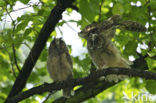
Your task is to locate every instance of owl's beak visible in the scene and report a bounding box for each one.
[78,31,89,39]
[90,33,98,49]
[78,31,83,37]
[91,34,97,41]
[56,41,60,46]
[55,39,60,49]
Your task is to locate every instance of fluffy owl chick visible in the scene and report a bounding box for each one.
[79,15,147,82]
[47,38,73,97]
[79,30,131,82]
[80,31,131,70]
[79,16,132,82]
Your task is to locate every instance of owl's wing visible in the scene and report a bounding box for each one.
[47,56,56,80]
[66,52,73,71]
[47,57,52,70]
[119,20,146,32]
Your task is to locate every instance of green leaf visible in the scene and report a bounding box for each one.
[0,0,155,102]
[115,33,131,46]
[124,40,137,55]
[20,0,30,4]
[24,28,32,37]
[146,58,156,71]
[57,21,66,26]
[40,48,48,61]
[129,6,148,23]
[146,80,156,94]
[150,0,156,10]
[0,0,5,6]
[123,2,131,14]
[79,0,99,23]
[15,21,29,33]
[112,3,124,15]
[140,0,146,5]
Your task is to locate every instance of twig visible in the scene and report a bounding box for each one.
[0,42,29,50]
[3,12,7,29]
[0,2,42,16]
[57,26,63,36]
[66,21,79,33]
[68,5,78,11]
[4,8,18,77]
[42,92,56,103]
[53,79,115,103]
[98,0,104,22]
[4,47,17,78]
[147,0,155,51]
[12,43,21,72]
[5,0,76,102]
[6,68,156,103]
[5,8,21,73]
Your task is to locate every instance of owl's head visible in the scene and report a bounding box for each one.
[79,22,108,49]
[49,38,68,55]
[79,23,105,49]
[78,23,99,39]
[107,14,121,25]
[87,33,104,50]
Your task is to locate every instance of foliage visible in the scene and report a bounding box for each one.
[0,0,156,102]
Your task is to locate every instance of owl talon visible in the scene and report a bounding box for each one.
[47,38,73,98]
[118,74,129,80]
[105,74,119,82]
[105,74,129,82]
[71,90,75,96]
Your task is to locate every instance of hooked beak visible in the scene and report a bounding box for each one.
[90,33,98,49]
[78,31,84,37]
[91,33,98,42]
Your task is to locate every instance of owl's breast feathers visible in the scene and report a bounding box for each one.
[88,39,131,69]
[47,52,72,81]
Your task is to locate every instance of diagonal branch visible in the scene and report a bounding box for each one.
[53,80,116,103]
[7,68,156,103]
[98,0,104,22]
[5,0,76,102]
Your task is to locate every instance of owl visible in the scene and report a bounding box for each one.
[79,15,146,39]
[79,27,131,70]
[79,15,146,82]
[47,38,73,97]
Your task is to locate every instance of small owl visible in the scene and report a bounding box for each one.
[79,15,146,39]
[79,30,131,70]
[47,38,73,97]
[79,15,146,82]
[79,15,146,69]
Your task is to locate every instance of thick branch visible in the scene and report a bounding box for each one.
[53,79,116,103]
[5,0,76,102]
[7,68,156,103]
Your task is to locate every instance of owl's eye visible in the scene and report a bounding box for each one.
[52,39,56,46]
[60,40,64,44]
[88,34,92,38]
[90,28,97,34]
[60,40,65,48]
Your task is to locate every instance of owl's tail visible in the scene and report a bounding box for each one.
[120,57,132,68]
[63,87,74,98]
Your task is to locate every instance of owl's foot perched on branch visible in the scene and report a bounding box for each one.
[105,74,129,82]
[63,88,74,98]
[47,38,74,98]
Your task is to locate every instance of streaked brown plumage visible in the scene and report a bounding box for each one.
[47,38,73,97]
[80,30,131,70]
[79,15,146,39]
[79,15,146,81]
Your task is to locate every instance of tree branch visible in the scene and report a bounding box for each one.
[7,68,156,103]
[5,0,76,102]
[98,0,104,22]
[53,79,116,103]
